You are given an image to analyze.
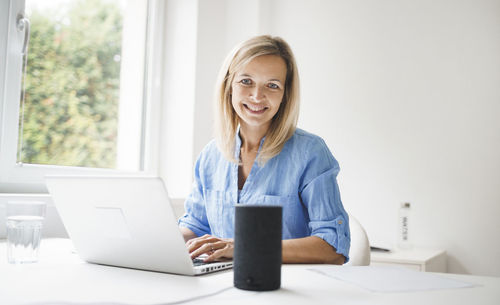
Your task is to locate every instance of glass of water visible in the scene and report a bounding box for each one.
[6,201,46,264]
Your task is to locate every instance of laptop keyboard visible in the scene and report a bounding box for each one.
[192,258,209,266]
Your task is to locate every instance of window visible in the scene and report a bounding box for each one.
[19,0,127,169]
[0,0,161,193]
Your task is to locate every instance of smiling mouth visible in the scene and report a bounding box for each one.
[244,103,268,114]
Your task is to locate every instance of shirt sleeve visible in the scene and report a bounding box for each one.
[299,138,351,262]
[177,152,211,237]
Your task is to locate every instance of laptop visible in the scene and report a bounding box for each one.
[45,175,233,275]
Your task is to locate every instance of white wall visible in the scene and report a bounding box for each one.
[185,0,500,276]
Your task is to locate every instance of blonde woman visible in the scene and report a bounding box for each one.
[178,35,350,264]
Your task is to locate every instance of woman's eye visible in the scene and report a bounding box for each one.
[268,83,279,89]
[240,79,252,85]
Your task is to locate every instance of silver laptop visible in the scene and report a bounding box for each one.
[45,175,233,275]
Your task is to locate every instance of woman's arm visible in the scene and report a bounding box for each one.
[282,236,345,264]
[185,234,345,264]
[180,227,198,242]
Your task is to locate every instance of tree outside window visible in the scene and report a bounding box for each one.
[19,0,124,169]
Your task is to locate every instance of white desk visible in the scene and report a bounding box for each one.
[1,239,499,305]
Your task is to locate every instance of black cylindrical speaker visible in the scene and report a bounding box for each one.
[233,205,282,291]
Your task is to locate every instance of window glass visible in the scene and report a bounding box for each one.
[18,0,142,169]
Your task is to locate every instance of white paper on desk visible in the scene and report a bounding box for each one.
[309,266,477,293]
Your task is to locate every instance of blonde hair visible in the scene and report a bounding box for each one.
[214,35,300,165]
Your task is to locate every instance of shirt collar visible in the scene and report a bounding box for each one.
[234,125,267,159]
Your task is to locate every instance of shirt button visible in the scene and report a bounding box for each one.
[338,220,343,225]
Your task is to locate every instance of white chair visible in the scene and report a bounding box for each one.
[345,213,371,266]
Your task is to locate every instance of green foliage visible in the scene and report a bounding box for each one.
[19,0,122,168]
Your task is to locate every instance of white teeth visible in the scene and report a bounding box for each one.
[246,104,265,112]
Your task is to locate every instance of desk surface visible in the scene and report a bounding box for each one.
[1,239,499,305]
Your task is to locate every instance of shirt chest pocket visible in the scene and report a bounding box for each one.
[204,189,235,238]
[262,194,288,206]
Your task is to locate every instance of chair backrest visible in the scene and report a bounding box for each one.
[345,214,370,266]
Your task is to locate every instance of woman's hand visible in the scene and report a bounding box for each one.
[186,234,234,262]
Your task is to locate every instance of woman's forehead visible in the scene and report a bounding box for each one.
[236,55,287,81]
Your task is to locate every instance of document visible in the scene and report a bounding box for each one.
[309,266,477,292]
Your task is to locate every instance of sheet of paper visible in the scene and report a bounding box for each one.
[309,266,478,293]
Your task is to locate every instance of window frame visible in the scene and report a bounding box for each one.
[0,0,162,194]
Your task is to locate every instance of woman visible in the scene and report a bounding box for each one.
[178,35,350,264]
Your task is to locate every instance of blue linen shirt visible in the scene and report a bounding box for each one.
[178,128,350,261]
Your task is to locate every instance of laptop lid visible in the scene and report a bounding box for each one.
[45,175,229,276]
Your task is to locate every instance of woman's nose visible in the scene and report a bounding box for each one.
[250,86,265,102]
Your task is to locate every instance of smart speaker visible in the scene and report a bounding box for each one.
[233,205,282,291]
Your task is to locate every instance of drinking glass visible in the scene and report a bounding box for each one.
[6,200,46,264]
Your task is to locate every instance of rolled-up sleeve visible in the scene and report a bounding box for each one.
[178,156,211,237]
[300,141,351,262]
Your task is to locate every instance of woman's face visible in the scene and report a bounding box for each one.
[231,55,287,132]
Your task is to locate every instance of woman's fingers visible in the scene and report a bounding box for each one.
[189,242,215,259]
[204,240,234,262]
[187,237,235,261]
[186,234,211,248]
[186,235,218,253]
